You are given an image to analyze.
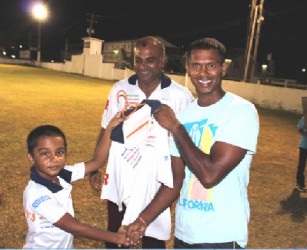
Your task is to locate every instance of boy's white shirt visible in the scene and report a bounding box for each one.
[23,162,85,248]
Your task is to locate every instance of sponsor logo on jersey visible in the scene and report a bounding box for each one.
[32,195,51,209]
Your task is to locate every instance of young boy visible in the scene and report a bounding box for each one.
[23,113,130,248]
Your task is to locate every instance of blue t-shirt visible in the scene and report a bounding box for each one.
[170,92,259,247]
[297,116,307,149]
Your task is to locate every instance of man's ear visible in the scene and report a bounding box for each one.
[27,153,34,165]
[161,54,167,67]
[222,62,228,77]
[185,63,191,77]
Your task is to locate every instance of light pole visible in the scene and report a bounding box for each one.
[32,3,48,65]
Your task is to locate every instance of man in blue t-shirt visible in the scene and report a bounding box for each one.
[125,38,259,249]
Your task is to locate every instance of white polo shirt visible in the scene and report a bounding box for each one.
[23,162,85,248]
[100,74,194,240]
[101,73,194,128]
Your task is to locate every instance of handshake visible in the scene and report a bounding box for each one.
[116,217,148,247]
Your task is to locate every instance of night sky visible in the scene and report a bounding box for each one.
[0,0,306,81]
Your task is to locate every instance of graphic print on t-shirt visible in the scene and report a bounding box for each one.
[179,118,218,211]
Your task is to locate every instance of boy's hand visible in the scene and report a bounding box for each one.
[106,112,126,131]
[117,226,130,247]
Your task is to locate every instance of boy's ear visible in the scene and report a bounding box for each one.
[27,153,34,165]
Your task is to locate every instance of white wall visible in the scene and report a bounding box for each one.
[5,51,303,115]
[84,54,102,78]
[221,80,306,114]
[183,77,306,114]
[42,56,307,114]
[70,54,84,74]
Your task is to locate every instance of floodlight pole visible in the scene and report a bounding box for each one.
[243,0,265,82]
[250,0,264,82]
[243,4,258,82]
[37,21,41,65]
[242,0,256,82]
[32,2,48,66]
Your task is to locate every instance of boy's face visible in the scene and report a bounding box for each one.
[27,136,66,182]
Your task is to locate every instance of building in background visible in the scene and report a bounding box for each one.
[102,36,184,73]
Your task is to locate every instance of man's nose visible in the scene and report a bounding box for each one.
[200,65,209,76]
[139,61,147,68]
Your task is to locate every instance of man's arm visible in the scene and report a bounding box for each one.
[126,156,185,243]
[171,124,246,188]
[154,104,247,189]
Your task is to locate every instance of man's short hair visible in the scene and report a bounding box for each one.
[185,38,227,64]
[135,36,165,55]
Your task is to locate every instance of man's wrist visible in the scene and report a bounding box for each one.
[171,122,183,135]
[137,216,148,228]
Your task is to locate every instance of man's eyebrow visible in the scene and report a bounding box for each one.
[135,56,157,61]
[146,56,157,60]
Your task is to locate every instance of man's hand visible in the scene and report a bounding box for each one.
[125,217,147,247]
[118,225,140,247]
[153,104,181,133]
[89,171,102,191]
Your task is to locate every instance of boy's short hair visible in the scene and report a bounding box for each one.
[185,37,227,64]
[27,125,67,155]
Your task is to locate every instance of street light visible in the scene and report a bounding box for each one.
[32,3,48,65]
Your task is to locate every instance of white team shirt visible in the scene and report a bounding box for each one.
[101,74,194,128]
[23,162,85,248]
[100,74,194,240]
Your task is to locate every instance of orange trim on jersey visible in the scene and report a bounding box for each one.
[125,120,149,139]
[121,102,145,118]
[117,90,128,104]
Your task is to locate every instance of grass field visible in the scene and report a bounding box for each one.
[0,64,306,248]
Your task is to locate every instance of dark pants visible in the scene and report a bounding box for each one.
[296,147,307,188]
[174,237,243,249]
[105,200,166,249]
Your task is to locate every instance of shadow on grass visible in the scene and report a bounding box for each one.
[278,188,307,222]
